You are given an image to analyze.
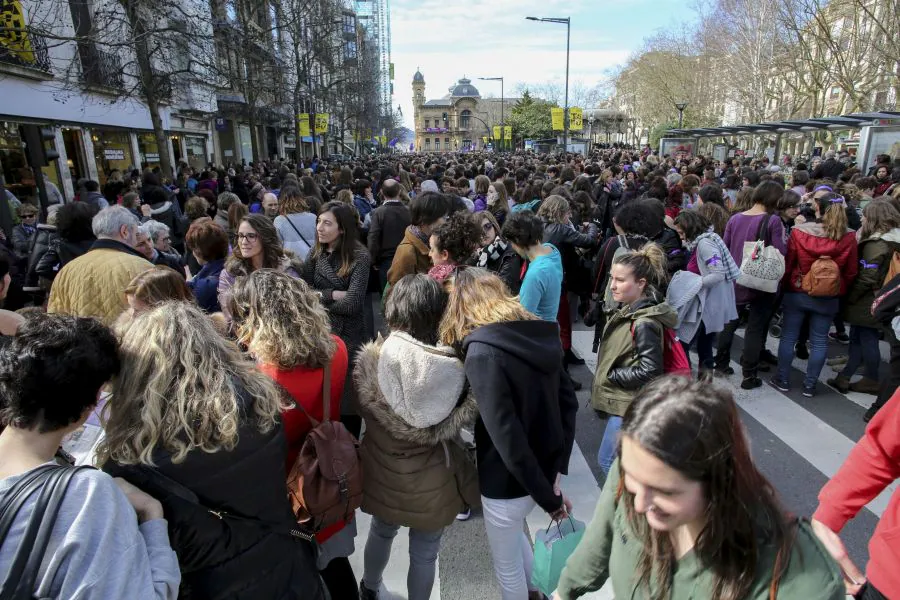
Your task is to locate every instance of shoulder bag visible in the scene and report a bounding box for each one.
[736,214,785,293]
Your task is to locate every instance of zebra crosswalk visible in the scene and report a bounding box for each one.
[345,322,886,599]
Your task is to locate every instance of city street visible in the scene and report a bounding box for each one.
[348,318,889,599]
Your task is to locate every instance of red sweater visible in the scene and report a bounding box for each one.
[259,336,349,541]
[813,387,900,597]
[781,223,858,295]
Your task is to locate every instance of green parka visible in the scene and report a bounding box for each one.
[843,228,900,328]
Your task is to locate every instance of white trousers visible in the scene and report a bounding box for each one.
[481,495,537,600]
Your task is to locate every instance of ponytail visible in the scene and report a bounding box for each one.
[612,242,668,294]
[815,193,848,241]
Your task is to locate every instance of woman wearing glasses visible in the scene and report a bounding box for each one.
[217,214,301,325]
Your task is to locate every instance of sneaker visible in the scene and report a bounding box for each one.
[359,581,392,600]
[802,384,816,398]
[741,376,762,390]
[565,349,585,366]
[863,404,880,423]
[829,332,850,344]
[715,365,735,376]
[795,343,809,360]
[456,507,471,521]
[769,377,790,393]
[826,355,849,367]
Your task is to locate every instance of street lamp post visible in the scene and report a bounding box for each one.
[526,16,570,155]
[478,76,504,150]
[674,101,688,129]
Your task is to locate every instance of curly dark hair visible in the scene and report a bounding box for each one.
[0,314,119,432]
[430,211,482,264]
[56,201,99,242]
[614,199,663,238]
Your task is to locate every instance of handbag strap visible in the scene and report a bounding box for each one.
[0,464,88,600]
[756,213,773,245]
[283,215,312,249]
[321,360,332,422]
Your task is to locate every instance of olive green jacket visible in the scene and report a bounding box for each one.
[555,460,845,600]
[590,296,677,416]
[843,229,900,328]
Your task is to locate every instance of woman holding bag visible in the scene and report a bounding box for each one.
[714,181,787,390]
[228,270,356,599]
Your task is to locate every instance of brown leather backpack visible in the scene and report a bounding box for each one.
[286,361,363,533]
[801,255,841,297]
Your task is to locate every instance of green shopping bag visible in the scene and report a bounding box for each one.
[531,516,586,595]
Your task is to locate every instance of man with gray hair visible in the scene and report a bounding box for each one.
[48,205,151,325]
[215,191,239,231]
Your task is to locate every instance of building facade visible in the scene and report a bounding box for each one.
[412,72,516,152]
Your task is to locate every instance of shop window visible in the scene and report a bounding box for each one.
[137,132,161,170]
[91,129,134,186]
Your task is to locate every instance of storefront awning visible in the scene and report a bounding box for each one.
[667,111,900,138]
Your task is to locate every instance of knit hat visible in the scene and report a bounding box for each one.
[420,180,439,193]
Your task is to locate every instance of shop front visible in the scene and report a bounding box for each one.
[137,132,162,171]
[172,134,208,171]
[90,128,135,185]
[0,120,65,205]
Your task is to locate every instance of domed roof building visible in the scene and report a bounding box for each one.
[411,72,511,152]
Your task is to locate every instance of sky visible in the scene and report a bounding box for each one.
[388,0,695,130]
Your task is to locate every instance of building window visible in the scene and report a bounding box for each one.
[445,137,450,147]
[424,138,430,148]
[424,119,429,128]
[460,110,471,128]
[435,139,440,150]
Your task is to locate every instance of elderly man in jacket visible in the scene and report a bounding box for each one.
[48,205,152,325]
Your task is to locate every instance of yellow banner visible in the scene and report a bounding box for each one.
[551,107,564,131]
[492,126,501,140]
[569,107,583,131]
[504,126,512,141]
[379,135,387,145]
[482,136,488,144]
[314,113,329,134]
[298,114,311,137]
[0,0,34,64]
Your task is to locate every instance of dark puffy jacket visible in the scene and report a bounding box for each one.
[24,223,57,290]
[153,250,185,277]
[104,392,326,600]
[143,185,188,247]
[462,320,578,513]
[542,221,599,292]
[32,235,95,285]
[472,240,523,295]
[653,227,687,276]
[188,259,225,313]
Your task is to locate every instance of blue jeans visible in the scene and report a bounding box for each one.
[363,516,443,600]
[840,325,881,381]
[597,416,623,475]
[777,293,838,388]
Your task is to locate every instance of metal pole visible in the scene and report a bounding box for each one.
[563,18,570,155]
[678,109,683,129]
[501,77,504,151]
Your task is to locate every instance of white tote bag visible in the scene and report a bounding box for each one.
[736,214,785,293]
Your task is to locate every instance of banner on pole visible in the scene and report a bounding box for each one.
[492,126,501,140]
[482,136,488,144]
[569,107,583,131]
[298,114,311,138]
[314,113,329,134]
[551,107,564,131]
[504,126,512,141]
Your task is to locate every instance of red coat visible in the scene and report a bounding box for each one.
[781,222,858,295]
[813,388,900,597]
[259,335,349,542]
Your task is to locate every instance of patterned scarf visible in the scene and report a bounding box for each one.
[409,225,430,246]
[695,230,742,281]
[476,238,508,268]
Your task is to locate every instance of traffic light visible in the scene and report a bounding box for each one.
[20,125,59,167]
[442,112,448,123]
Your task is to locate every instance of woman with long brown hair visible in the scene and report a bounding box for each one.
[302,201,371,437]
[217,214,300,324]
[554,377,844,600]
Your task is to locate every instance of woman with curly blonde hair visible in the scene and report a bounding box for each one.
[439,267,577,600]
[100,301,326,600]
[228,269,355,598]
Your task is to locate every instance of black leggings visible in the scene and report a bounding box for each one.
[320,556,359,599]
[856,582,887,600]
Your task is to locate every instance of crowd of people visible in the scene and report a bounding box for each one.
[0,145,899,600]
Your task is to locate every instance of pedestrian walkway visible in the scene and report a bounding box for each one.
[346,323,885,599]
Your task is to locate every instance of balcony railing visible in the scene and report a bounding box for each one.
[0,29,52,72]
[79,44,124,89]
